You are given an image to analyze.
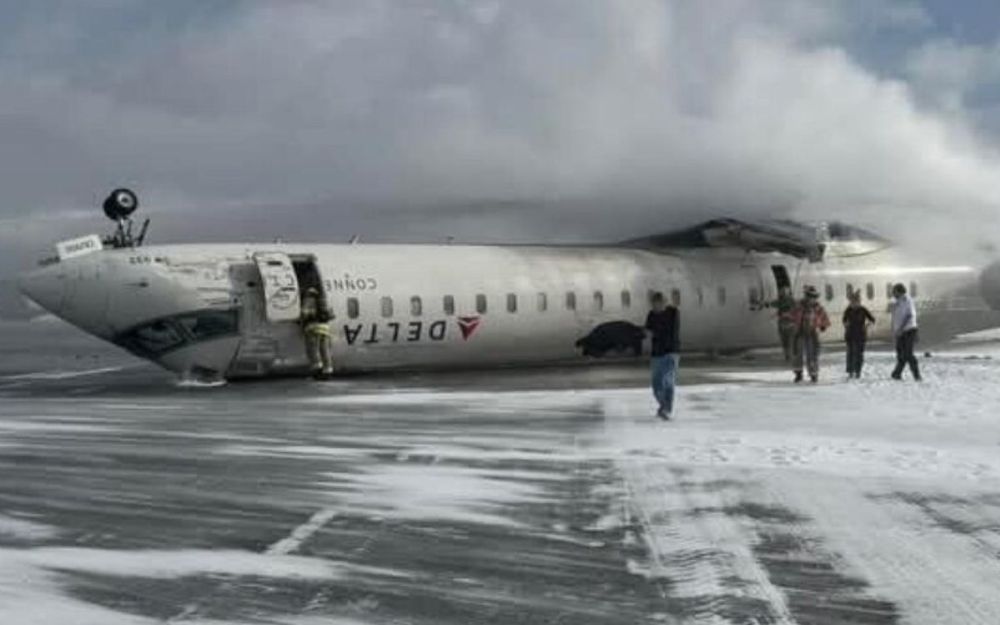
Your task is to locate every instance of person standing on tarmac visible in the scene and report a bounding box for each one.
[789,285,830,383]
[842,290,875,379]
[770,286,796,361]
[300,287,334,379]
[645,291,680,420]
[889,283,922,381]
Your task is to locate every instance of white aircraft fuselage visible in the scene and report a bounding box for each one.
[17,233,1000,380]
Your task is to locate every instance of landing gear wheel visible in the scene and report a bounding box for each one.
[102,188,139,221]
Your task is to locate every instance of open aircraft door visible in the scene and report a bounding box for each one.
[253,252,301,322]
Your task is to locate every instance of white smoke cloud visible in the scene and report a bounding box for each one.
[1,0,999,253]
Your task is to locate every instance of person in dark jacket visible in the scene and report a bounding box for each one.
[842,290,875,379]
[770,286,796,361]
[645,291,680,420]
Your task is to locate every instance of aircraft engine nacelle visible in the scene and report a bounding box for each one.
[979,260,1000,310]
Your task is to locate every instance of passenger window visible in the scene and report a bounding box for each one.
[380,296,393,318]
[910,282,918,298]
[593,291,604,311]
[846,283,854,299]
[507,293,518,313]
[410,296,422,317]
[537,292,547,312]
[717,287,726,306]
[347,298,359,319]
[697,287,704,307]
[476,294,488,314]
[671,288,681,306]
[565,292,576,310]
[621,290,631,309]
[825,284,834,301]
[866,283,874,301]
[443,295,455,316]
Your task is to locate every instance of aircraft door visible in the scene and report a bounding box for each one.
[252,252,301,322]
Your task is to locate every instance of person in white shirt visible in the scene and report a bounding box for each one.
[889,283,921,381]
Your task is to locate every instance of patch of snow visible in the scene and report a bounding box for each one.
[0,514,57,541]
[329,464,548,527]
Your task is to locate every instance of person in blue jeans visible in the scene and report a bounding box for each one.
[645,291,680,420]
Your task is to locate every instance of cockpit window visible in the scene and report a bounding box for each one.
[116,309,239,357]
[176,310,239,341]
[125,320,185,354]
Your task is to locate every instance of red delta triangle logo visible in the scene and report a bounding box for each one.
[457,316,481,340]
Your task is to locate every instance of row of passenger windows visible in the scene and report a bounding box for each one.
[825,281,919,302]
[345,289,678,320]
[341,281,919,319]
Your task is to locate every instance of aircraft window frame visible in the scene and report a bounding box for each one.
[593,291,604,311]
[410,296,423,317]
[443,295,455,316]
[380,296,393,318]
[825,284,834,302]
[717,286,726,306]
[846,283,854,299]
[866,283,874,301]
[565,291,576,311]
[347,297,360,319]
[506,293,518,313]
[537,292,547,312]
[125,319,186,355]
[697,287,704,308]
[671,288,682,306]
[621,290,631,309]
[175,310,239,342]
[476,294,488,314]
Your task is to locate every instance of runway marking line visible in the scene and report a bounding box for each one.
[266,508,339,556]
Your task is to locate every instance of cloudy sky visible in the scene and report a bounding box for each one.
[3,0,1000,281]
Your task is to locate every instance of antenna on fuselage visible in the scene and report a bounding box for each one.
[101,188,148,249]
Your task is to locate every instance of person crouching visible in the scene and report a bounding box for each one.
[790,285,830,383]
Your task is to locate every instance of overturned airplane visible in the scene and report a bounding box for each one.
[17,190,1000,380]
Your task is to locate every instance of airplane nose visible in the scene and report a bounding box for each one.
[980,261,1000,310]
[17,263,67,314]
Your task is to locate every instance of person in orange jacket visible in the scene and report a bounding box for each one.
[789,285,831,383]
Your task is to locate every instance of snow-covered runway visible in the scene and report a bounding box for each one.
[2,320,1000,623]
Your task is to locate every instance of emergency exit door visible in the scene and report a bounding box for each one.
[252,252,301,322]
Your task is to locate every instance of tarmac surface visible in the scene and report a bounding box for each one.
[3,320,1000,624]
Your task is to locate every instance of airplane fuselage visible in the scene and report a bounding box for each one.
[18,239,1000,380]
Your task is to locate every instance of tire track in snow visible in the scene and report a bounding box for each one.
[622,461,794,624]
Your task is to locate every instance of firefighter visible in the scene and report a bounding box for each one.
[790,285,830,383]
[301,287,333,379]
